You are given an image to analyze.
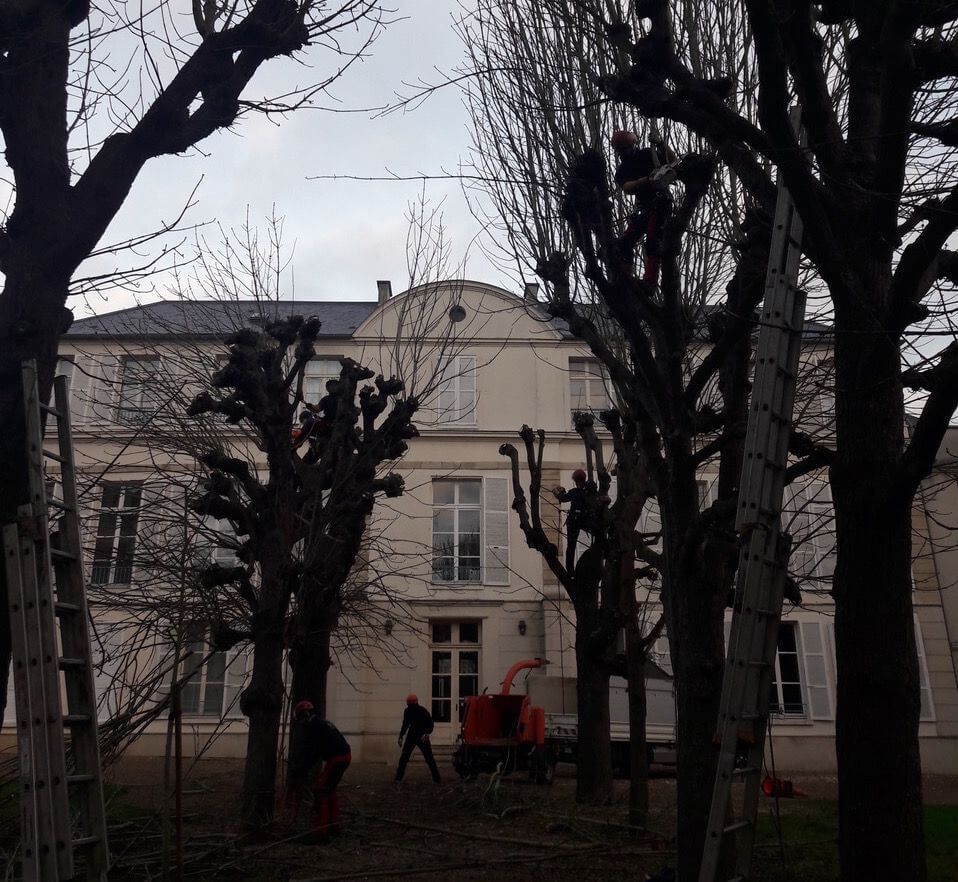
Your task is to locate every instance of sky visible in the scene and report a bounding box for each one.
[75,0,511,319]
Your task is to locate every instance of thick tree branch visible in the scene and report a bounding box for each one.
[902,342,958,485]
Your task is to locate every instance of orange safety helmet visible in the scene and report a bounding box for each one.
[572,468,587,483]
[406,694,419,705]
[293,700,314,720]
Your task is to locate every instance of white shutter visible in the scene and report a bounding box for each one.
[224,647,249,718]
[86,355,120,425]
[799,621,834,720]
[483,476,510,585]
[914,618,935,721]
[457,355,477,425]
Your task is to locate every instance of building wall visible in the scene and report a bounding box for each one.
[7,280,953,774]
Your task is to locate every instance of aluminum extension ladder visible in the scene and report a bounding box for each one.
[698,109,807,882]
[3,360,109,881]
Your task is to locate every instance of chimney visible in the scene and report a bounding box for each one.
[377,280,392,304]
[523,282,539,303]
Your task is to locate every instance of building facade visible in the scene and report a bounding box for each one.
[4,279,956,773]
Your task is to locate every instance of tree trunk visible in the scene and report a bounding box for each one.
[574,628,613,804]
[661,471,726,881]
[286,619,335,787]
[625,627,649,831]
[832,283,926,882]
[239,615,286,830]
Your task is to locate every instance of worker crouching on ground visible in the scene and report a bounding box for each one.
[288,700,352,840]
[395,694,441,784]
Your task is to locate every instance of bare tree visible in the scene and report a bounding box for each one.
[0,0,387,719]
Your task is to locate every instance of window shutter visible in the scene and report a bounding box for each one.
[224,647,249,718]
[799,621,834,720]
[87,355,120,425]
[458,355,477,425]
[483,476,510,585]
[914,618,935,721]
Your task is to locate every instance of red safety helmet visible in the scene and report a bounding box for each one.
[293,699,314,720]
[406,694,418,705]
[572,468,587,483]
[611,130,637,153]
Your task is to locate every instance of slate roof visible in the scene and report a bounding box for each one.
[66,299,379,339]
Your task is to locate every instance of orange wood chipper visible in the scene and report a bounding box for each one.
[452,658,557,784]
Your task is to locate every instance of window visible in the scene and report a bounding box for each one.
[116,356,162,424]
[569,358,611,416]
[769,623,805,716]
[206,517,238,567]
[430,621,481,724]
[179,629,249,717]
[432,480,481,582]
[436,355,477,425]
[91,485,141,585]
[303,358,342,405]
[784,480,835,582]
[431,478,510,585]
[723,619,836,721]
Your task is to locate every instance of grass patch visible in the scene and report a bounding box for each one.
[751,800,957,881]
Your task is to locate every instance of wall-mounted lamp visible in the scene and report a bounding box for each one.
[518,619,527,636]
[384,618,394,636]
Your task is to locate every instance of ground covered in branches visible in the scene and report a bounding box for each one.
[90,759,958,881]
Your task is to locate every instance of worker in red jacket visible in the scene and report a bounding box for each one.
[289,700,352,839]
[395,694,441,784]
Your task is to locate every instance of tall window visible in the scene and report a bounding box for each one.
[569,358,611,416]
[432,480,482,582]
[436,355,477,425]
[91,485,141,584]
[116,356,162,424]
[303,358,342,404]
[179,628,249,717]
[769,623,805,716]
[430,621,480,724]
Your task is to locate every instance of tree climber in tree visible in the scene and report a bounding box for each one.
[553,468,593,572]
[286,701,352,840]
[611,129,679,284]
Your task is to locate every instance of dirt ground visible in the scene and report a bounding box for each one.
[99,758,958,882]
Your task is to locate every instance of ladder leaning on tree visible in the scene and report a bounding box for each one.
[698,107,807,882]
[3,360,110,881]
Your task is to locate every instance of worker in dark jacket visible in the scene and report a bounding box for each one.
[553,468,589,572]
[288,700,352,838]
[611,129,678,284]
[395,694,441,783]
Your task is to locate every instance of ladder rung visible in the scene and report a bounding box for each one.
[72,836,100,848]
[63,714,92,725]
[54,601,82,615]
[48,499,74,512]
[50,547,78,561]
[724,820,752,834]
[68,774,96,784]
[58,657,87,670]
[42,449,66,464]
[732,766,761,778]
[39,404,64,419]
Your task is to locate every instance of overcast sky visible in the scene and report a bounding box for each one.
[77,0,511,319]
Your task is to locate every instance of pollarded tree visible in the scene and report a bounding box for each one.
[184,316,417,829]
[501,415,663,818]
[0,0,385,716]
